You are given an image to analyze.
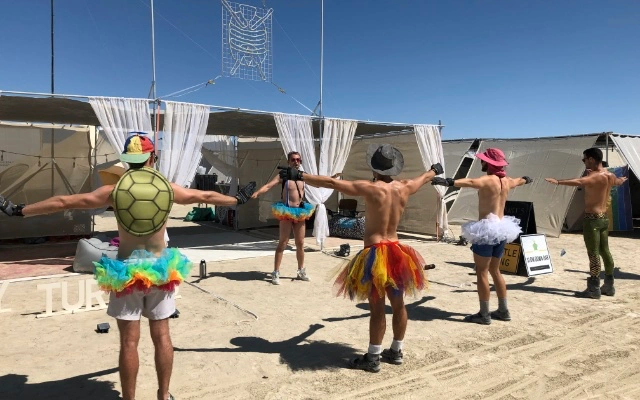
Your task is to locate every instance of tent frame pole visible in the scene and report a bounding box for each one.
[605,132,609,165]
[436,119,443,242]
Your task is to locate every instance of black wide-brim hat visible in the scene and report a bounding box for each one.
[366,144,404,176]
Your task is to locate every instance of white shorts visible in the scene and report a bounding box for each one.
[107,287,175,321]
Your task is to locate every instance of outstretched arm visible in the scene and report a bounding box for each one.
[511,176,533,188]
[405,163,443,195]
[450,177,484,189]
[613,176,628,186]
[302,173,372,197]
[405,170,437,195]
[172,184,238,206]
[251,175,281,199]
[544,177,587,187]
[17,185,113,217]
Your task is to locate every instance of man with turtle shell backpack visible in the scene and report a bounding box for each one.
[0,132,256,400]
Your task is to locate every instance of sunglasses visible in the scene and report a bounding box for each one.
[290,158,302,163]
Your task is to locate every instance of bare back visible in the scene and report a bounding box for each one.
[583,170,616,214]
[116,223,168,259]
[476,175,520,220]
[361,180,410,246]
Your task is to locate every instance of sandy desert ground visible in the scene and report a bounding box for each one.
[1,205,639,399]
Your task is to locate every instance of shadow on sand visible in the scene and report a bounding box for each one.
[174,324,359,371]
[451,276,578,297]
[323,296,468,324]
[565,267,640,281]
[0,368,119,400]
[190,270,270,284]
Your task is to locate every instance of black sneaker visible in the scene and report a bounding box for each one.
[348,353,380,373]
[490,309,511,321]
[335,244,350,257]
[381,348,403,365]
[463,312,491,325]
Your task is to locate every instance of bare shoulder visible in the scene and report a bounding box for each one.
[475,175,495,185]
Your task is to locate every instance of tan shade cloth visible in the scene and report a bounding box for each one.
[447,135,599,237]
[0,123,94,239]
[98,165,126,186]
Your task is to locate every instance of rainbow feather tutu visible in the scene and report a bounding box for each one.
[334,241,427,301]
[271,201,315,222]
[94,248,192,297]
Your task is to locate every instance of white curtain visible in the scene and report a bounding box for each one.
[160,101,210,187]
[315,118,357,242]
[414,124,448,231]
[201,135,237,182]
[274,113,357,245]
[89,97,153,158]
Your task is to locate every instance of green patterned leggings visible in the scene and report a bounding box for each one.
[583,216,614,277]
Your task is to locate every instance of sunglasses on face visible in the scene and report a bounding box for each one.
[290,158,302,163]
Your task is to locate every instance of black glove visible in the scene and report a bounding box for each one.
[0,195,25,217]
[522,176,533,184]
[235,182,257,205]
[431,177,455,187]
[278,167,304,181]
[430,163,444,175]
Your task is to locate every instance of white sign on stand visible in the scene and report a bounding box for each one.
[520,234,553,276]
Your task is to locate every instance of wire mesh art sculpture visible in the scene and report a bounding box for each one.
[221,0,273,82]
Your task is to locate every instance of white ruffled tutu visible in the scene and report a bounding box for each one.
[461,213,522,245]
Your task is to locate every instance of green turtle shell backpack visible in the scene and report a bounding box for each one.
[112,167,174,236]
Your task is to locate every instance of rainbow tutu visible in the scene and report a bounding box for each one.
[271,201,315,222]
[94,248,192,297]
[334,241,426,301]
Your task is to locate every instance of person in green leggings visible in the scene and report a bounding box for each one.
[545,148,627,299]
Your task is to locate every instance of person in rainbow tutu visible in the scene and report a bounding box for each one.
[278,144,443,372]
[251,151,315,285]
[0,132,256,400]
[432,148,531,325]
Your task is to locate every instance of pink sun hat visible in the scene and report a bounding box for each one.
[476,148,508,167]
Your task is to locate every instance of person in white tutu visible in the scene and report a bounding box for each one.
[432,148,532,325]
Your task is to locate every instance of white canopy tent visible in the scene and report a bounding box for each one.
[1,93,445,241]
[611,134,640,181]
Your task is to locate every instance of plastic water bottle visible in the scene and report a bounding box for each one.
[199,259,207,278]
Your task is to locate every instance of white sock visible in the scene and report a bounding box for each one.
[368,344,382,356]
[391,339,403,352]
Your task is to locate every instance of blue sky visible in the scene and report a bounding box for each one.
[1,0,638,139]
